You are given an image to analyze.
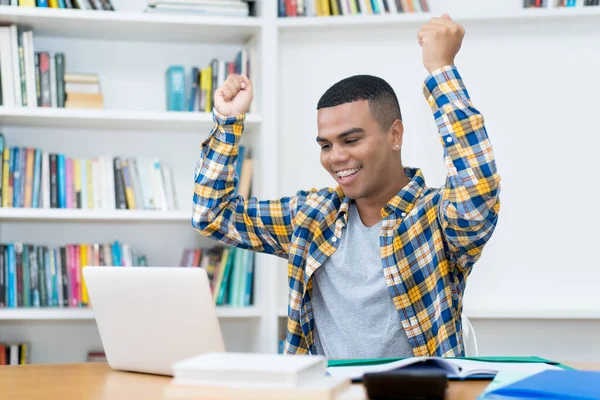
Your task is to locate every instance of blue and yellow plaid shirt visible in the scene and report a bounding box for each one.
[192,66,500,357]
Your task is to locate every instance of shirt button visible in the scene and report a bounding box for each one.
[401,212,406,217]
[446,136,453,143]
[331,237,337,243]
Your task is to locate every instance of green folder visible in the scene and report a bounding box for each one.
[327,356,575,380]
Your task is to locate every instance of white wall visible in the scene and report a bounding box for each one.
[276,4,600,361]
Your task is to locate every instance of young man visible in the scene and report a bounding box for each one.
[192,14,500,358]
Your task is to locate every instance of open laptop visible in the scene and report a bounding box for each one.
[83,266,226,376]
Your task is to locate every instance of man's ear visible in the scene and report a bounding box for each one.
[390,119,404,149]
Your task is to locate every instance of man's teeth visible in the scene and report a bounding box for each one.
[337,167,361,178]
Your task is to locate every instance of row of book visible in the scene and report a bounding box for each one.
[0,24,103,109]
[0,0,114,9]
[278,0,429,17]
[0,135,178,211]
[0,241,148,309]
[146,0,250,17]
[525,0,600,5]
[180,245,254,307]
[0,342,29,365]
[166,49,252,113]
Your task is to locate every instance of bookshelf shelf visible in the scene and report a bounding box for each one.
[0,306,261,320]
[464,308,600,320]
[0,6,262,43]
[0,208,191,223]
[0,107,262,132]
[276,7,600,29]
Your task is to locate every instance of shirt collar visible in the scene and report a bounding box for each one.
[335,167,426,223]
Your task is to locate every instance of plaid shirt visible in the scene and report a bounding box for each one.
[192,65,500,357]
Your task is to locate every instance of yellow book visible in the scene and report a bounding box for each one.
[24,148,34,208]
[80,244,88,306]
[2,148,10,208]
[321,0,331,16]
[205,66,212,113]
[74,159,81,208]
[86,159,93,209]
[48,0,59,7]
[19,0,37,6]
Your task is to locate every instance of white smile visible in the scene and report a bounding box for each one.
[336,167,362,178]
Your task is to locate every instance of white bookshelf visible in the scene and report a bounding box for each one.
[0,306,262,320]
[0,208,190,222]
[276,4,600,29]
[0,5,262,43]
[0,107,262,132]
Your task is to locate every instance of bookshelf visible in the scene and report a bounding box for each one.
[0,5,262,43]
[0,306,262,320]
[1,0,599,365]
[0,208,191,222]
[276,4,600,29]
[0,107,262,131]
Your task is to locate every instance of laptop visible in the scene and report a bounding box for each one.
[83,266,226,376]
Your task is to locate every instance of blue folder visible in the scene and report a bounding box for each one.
[482,370,600,399]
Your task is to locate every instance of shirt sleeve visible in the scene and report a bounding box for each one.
[423,66,501,275]
[191,109,302,258]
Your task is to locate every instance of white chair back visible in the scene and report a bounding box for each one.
[461,313,479,356]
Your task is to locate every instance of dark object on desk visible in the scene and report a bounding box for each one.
[363,361,448,400]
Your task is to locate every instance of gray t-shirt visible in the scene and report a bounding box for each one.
[312,203,414,359]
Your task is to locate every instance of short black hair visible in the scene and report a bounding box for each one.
[317,74,402,131]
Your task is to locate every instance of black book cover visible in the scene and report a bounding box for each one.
[38,246,47,307]
[113,157,127,209]
[60,247,69,307]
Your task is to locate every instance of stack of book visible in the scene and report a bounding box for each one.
[179,244,255,307]
[166,48,252,113]
[0,241,148,309]
[527,0,600,6]
[145,0,250,17]
[278,0,429,17]
[64,73,103,109]
[0,342,29,365]
[0,24,101,109]
[166,352,350,400]
[0,134,178,211]
[3,0,115,10]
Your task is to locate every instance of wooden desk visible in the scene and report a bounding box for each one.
[0,362,598,400]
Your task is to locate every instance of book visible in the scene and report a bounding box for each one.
[480,370,600,399]
[326,356,563,381]
[164,375,351,400]
[171,352,329,388]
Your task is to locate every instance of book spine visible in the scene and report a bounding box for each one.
[49,154,58,208]
[41,152,50,208]
[22,244,30,307]
[35,52,42,107]
[37,246,46,307]
[2,148,9,208]
[31,149,41,208]
[57,154,66,208]
[40,52,51,107]
[7,244,16,307]
[66,158,73,209]
[0,245,5,308]
[55,53,65,108]
[60,246,69,307]
[24,148,34,208]
[29,245,40,307]
[12,148,20,208]
[15,243,23,307]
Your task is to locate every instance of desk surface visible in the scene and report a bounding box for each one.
[1,362,599,400]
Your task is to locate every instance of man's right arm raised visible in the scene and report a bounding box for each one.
[192,74,298,258]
